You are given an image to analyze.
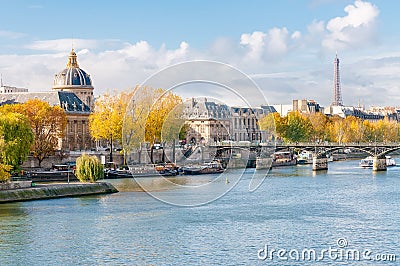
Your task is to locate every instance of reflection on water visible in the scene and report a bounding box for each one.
[0,202,27,217]
[0,160,399,265]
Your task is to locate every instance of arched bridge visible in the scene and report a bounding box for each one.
[275,142,400,171]
[275,142,400,158]
[211,142,400,171]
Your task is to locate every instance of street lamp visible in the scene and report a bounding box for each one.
[109,135,113,163]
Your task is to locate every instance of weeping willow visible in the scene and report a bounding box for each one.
[75,154,104,182]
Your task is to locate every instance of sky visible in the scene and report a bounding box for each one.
[0,0,399,108]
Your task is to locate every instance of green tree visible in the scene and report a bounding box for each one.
[0,137,11,182]
[284,111,313,142]
[0,112,34,173]
[75,154,104,182]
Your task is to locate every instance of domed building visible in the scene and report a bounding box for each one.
[0,48,95,168]
[51,49,94,151]
[52,49,94,109]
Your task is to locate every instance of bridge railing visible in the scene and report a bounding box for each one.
[208,141,400,148]
[275,142,400,147]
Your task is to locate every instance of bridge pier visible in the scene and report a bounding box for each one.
[256,157,273,170]
[312,156,328,171]
[373,156,387,171]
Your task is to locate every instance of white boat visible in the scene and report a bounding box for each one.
[359,157,373,168]
[359,156,396,168]
[297,150,313,165]
[386,156,396,167]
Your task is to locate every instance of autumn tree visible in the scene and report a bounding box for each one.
[308,112,328,142]
[373,118,398,142]
[0,112,34,173]
[121,87,184,164]
[341,116,359,143]
[146,89,183,144]
[325,115,342,143]
[122,87,184,146]
[89,90,133,162]
[1,99,67,167]
[361,120,375,142]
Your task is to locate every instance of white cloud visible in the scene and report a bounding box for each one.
[240,31,266,60]
[160,41,190,66]
[266,27,289,56]
[322,0,379,50]
[118,41,153,60]
[240,27,291,62]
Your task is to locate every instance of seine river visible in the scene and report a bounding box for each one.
[0,159,399,265]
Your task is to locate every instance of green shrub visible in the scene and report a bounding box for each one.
[75,154,104,183]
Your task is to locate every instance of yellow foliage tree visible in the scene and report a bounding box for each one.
[373,118,398,142]
[308,112,328,142]
[145,89,183,144]
[258,112,276,133]
[122,87,184,164]
[89,90,133,162]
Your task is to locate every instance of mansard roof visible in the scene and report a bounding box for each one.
[0,91,90,114]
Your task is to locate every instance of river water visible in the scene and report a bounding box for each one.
[0,159,399,265]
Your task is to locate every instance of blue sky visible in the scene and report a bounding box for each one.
[0,0,399,107]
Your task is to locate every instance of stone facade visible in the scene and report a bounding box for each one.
[183,98,276,144]
[230,106,275,142]
[183,98,231,144]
